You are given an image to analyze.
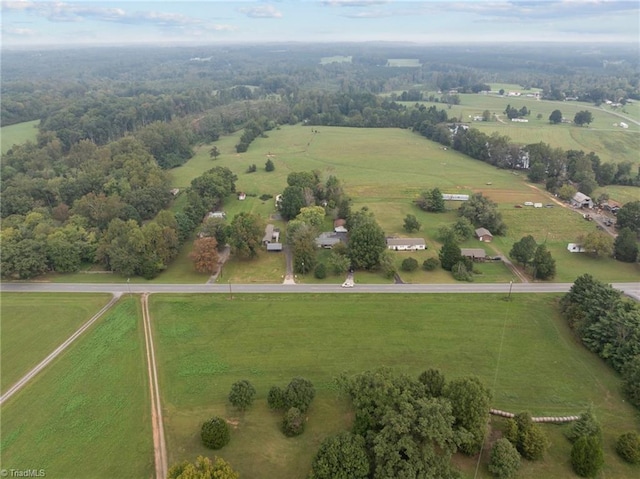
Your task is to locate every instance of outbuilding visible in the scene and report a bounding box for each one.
[475,228,493,242]
[571,192,593,209]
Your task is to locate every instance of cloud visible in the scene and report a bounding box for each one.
[1,1,201,26]
[322,0,390,6]
[2,25,37,36]
[239,5,283,18]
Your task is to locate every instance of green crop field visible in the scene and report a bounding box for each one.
[0,120,39,154]
[0,297,153,478]
[0,293,112,391]
[151,293,639,479]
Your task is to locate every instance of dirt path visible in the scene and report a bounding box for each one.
[283,244,296,284]
[207,244,231,284]
[0,293,121,406]
[141,293,168,479]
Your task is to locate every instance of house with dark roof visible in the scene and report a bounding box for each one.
[315,231,347,249]
[386,237,426,251]
[475,228,493,242]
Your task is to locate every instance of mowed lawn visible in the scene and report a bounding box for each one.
[0,293,112,391]
[1,120,39,154]
[0,297,153,478]
[151,293,638,479]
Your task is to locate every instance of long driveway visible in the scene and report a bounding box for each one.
[2,282,639,300]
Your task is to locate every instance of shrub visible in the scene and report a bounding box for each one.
[259,194,273,201]
[228,379,256,411]
[282,407,305,437]
[314,263,327,279]
[246,164,257,173]
[201,416,230,449]
[267,386,286,410]
[265,158,275,172]
[422,257,439,271]
[566,407,601,443]
[488,438,521,479]
[452,261,473,282]
[622,355,640,409]
[401,257,419,272]
[571,435,604,477]
[616,432,640,464]
[519,424,548,460]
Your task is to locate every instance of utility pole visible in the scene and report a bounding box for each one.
[508,280,513,301]
[228,280,232,300]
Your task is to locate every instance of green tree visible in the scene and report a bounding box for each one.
[422,257,440,271]
[309,432,370,479]
[199,217,229,249]
[329,250,351,275]
[614,227,639,262]
[403,214,421,233]
[443,376,492,455]
[280,185,306,221]
[557,184,577,201]
[616,201,640,234]
[314,263,327,279]
[509,235,537,267]
[200,417,230,450]
[571,435,604,477]
[228,212,263,259]
[285,377,316,413]
[296,206,326,229]
[378,250,397,279]
[267,386,286,410]
[228,379,257,411]
[458,193,506,235]
[401,257,419,272]
[616,432,640,464]
[508,412,549,461]
[416,187,445,212]
[452,217,474,242]
[532,244,556,280]
[574,110,593,127]
[622,355,640,408]
[582,231,613,257]
[282,407,305,437]
[488,438,521,479]
[291,224,317,274]
[265,158,275,171]
[566,407,601,443]
[168,456,238,479]
[189,237,219,274]
[439,237,462,271]
[209,145,220,160]
[549,109,563,124]
[348,211,386,270]
[418,369,446,397]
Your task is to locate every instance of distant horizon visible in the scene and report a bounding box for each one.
[2,1,638,48]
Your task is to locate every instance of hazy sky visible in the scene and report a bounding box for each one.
[2,0,639,47]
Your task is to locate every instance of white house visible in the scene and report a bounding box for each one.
[386,238,426,251]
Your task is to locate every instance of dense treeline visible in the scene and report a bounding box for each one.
[561,275,640,409]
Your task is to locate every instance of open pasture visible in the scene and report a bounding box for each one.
[0,297,153,479]
[151,293,639,479]
[320,55,352,64]
[411,94,639,165]
[0,293,112,391]
[0,120,39,154]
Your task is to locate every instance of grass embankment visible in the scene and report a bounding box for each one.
[0,297,153,478]
[0,293,112,391]
[151,293,639,479]
[0,120,39,154]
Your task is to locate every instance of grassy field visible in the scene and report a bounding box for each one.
[408,93,639,166]
[0,297,153,478]
[0,293,112,391]
[320,55,352,64]
[0,120,39,154]
[387,58,421,67]
[151,293,639,479]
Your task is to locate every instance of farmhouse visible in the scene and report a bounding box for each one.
[567,243,586,253]
[475,228,493,242]
[461,248,486,261]
[386,238,426,251]
[315,231,347,249]
[571,192,593,209]
[262,224,280,245]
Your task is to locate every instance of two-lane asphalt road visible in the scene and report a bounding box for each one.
[1,282,639,300]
